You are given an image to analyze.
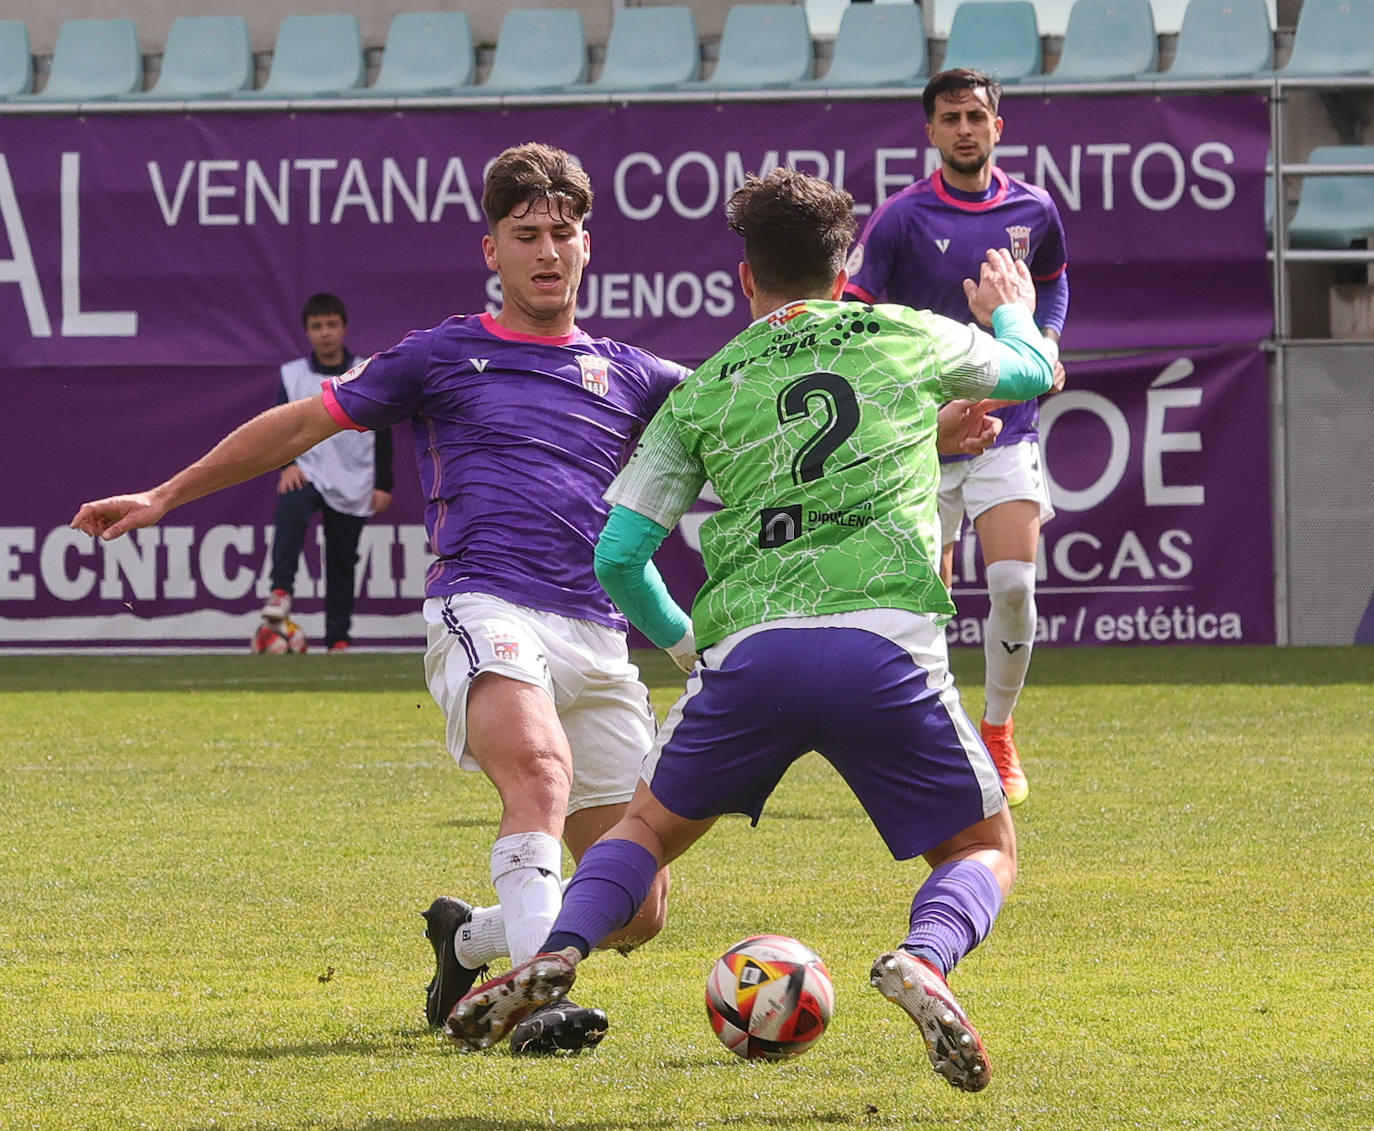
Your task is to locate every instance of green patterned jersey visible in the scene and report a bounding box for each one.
[605,299,1005,648]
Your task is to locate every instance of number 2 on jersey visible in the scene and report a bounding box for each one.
[776,372,869,485]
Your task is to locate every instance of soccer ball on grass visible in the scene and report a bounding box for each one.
[251,618,308,655]
[705,934,834,1060]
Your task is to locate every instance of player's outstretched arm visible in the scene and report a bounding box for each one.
[71,396,342,542]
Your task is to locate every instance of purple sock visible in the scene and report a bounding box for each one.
[902,859,1004,976]
[542,839,658,958]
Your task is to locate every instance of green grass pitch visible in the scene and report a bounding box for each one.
[0,646,1370,1129]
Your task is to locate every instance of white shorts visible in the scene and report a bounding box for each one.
[938,440,1055,547]
[422,593,656,814]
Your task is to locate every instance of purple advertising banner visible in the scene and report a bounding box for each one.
[0,97,1272,649]
[943,346,1275,647]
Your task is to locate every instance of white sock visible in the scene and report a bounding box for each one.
[454,904,508,969]
[455,875,579,969]
[983,559,1037,725]
[490,831,564,965]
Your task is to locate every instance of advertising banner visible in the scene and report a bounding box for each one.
[0,95,1273,649]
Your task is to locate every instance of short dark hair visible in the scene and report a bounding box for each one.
[922,68,1002,120]
[301,293,347,326]
[726,169,856,296]
[482,142,594,231]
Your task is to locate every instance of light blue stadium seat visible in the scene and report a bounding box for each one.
[23,18,141,100]
[483,9,587,92]
[137,16,252,99]
[364,11,474,96]
[0,21,32,98]
[238,14,364,98]
[801,2,928,88]
[694,4,813,88]
[1278,0,1374,77]
[1043,0,1157,81]
[1166,0,1272,79]
[1287,146,1374,250]
[592,6,699,90]
[940,1,1042,83]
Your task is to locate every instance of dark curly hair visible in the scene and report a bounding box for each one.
[922,68,1002,121]
[726,169,856,296]
[481,142,594,231]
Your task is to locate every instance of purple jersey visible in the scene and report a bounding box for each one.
[845,166,1069,459]
[322,312,687,629]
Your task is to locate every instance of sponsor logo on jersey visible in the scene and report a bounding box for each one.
[489,634,520,662]
[337,357,372,384]
[470,358,490,372]
[759,506,803,548]
[1006,225,1032,261]
[578,355,610,396]
[935,238,951,253]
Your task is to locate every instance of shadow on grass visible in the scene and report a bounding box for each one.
[185,1116,893,1131]
[5,646,1372,694]
[0,654,424,694]
[949,644,1374,687]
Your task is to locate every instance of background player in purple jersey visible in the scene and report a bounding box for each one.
[845,68,1070,808]
[70,142,686,1055]
[445,169,1055,1090]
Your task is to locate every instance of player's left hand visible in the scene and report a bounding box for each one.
[937,400,1003,457]
[1050,358,1067,394]
[665,628,700,674]
[371,489,393,516]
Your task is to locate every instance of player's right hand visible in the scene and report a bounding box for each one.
[70,493,166,541]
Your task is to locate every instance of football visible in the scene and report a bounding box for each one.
[705,934,834,1060]
[251,618,308,655]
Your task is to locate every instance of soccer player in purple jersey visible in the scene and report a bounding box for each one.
[845,68,1071,807]
[70,142,687,1055]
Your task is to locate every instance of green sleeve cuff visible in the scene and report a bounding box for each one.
[594,505,693,649]
[990,304,1055,401]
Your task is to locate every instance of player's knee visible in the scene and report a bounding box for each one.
[985,559,1036,616]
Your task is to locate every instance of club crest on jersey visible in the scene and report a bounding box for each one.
[489,634,520,662]
[337,357,371,384]
[845,244,864,275]
[578,355,610,396]
[1005,225,1032,261]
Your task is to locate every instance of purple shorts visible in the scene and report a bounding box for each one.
[646,614,1005,860]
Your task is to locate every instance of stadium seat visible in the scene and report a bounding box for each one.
[21,18,141,100]
[483,9,587,92]
[592,6,700,90]
[0,20,32,98]
[801,2,928,88]
[137,16,252,99]
[1278,0,1374,77]
[1165,0,1272,79]
[1043,0,1157,82]
[364,11,475,96]
[238,14,364,98]
[693,4,813,88]
[1287,146,1374,250]
[940,1,1043,83]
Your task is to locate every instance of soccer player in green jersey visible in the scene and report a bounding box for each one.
[444,169,1055,1091]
